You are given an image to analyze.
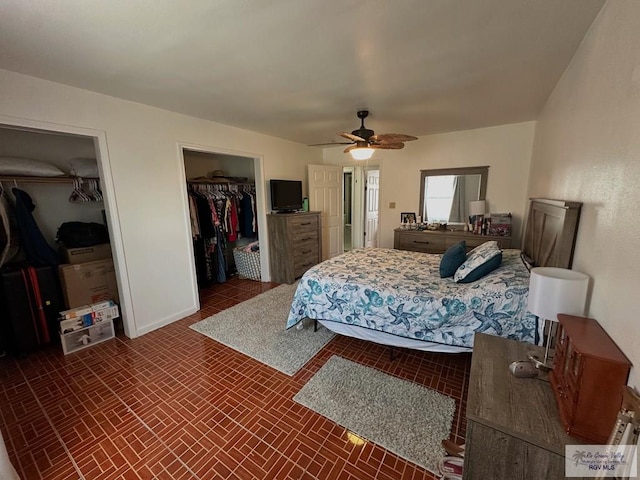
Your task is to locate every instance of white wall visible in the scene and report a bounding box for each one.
[528,1,640,387]
[183,150,256,182]
[0,68,321,337]
[324,121,536,248]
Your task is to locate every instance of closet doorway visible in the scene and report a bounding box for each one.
[181,147,264,306]
[0,119,132,337]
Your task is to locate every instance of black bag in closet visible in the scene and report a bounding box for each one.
[56,222,109,248]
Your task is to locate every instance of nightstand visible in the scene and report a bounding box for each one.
[464,333,586,480]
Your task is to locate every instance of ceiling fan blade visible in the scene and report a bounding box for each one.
[371,142,405,150]
[338,132,366,142]
[308,142,353,146]
[370,133,418,143]
[343,144,358,153]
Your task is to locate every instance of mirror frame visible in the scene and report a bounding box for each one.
[418,166,489,226]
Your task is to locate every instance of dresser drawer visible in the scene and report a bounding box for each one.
[288,215,319,234]
[446,236,509,251]
[294,237,319,259]
[397,233,446,254]
[293,230,319,245]
[294,253,317,278]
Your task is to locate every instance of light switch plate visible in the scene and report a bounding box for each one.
[389,202,396,209]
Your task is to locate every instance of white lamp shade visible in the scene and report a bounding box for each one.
[527,267,589,321]
[469,200,486,216]
[350,148,375,160]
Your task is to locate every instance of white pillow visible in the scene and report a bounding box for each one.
[453,241,502,283]
[69,158,99,178]
[0,157,65,177]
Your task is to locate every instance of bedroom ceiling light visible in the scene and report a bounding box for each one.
[349,147,375,160]
[527,267,590,370]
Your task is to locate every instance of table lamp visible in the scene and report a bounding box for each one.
[527,267,589,369]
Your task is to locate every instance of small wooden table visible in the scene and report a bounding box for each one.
[464,333,586,480]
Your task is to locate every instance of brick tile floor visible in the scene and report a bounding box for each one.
[0,277,470,479]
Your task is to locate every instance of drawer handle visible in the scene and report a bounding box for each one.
[300,237,312,241]
[302,262,312,267]
[301,249,312,254]
[300,222,311,225]
[413,240,430,244]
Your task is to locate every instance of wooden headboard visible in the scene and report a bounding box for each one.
[521,198,582,269]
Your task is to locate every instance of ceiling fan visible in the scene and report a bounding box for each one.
[311,110,418,160]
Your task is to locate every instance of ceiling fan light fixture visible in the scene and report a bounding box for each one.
[350,147,375,160]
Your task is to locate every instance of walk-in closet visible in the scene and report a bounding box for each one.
[182,149,260,293]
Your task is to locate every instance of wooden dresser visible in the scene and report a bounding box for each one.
[393,229,511,254]
[550,314,631,444]
[267,211,322,284]
[465,333,586,480]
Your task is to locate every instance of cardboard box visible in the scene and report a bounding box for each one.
[59,243,112,265]
[59,300,115,320]
[59,259,120,309]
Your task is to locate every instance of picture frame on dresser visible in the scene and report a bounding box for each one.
[400,212,416,224]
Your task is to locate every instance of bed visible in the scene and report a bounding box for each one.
[286,198,582,352]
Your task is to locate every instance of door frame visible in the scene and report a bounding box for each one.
[342,166,354,251]
[347,164,380,249]
[177,142,268,302]
[0,115,136,337]
[363,166,381,248]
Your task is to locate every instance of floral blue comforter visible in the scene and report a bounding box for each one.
[286,248,539,348]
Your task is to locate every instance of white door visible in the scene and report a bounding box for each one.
[308,164,343,260]
[364,169,380,248]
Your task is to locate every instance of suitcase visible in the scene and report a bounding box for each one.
[0,264,63,356]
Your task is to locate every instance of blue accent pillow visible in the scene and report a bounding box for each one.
[454,241,503,283]
[439,241,467,278]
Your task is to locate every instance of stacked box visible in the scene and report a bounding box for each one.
[59,301,118,333]
[59,243,112,265]
[58,299,119,351]
[58,259,119,308]
[60,318,115,355]
[488,212,512,236]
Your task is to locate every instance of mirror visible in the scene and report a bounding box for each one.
[419,166,488,225]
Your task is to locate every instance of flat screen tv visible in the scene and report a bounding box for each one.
[270,179,303,212]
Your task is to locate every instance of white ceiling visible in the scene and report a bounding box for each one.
[0,0,604,145]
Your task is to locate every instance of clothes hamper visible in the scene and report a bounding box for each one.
[232,247,261,281]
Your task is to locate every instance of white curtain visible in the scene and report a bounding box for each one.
[448,176,466,223]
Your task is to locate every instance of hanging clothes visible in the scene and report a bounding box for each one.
[239,191,256,237]
[11,188,58,267]
[186,182,256,286]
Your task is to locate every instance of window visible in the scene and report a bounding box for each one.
[423,175,455,222]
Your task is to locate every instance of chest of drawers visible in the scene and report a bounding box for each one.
[267,212,322,284]
[550,314,631,443]
[393,228,511,254]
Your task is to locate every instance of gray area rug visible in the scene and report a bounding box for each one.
[294,356,455,474]
[190,283,334,376]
